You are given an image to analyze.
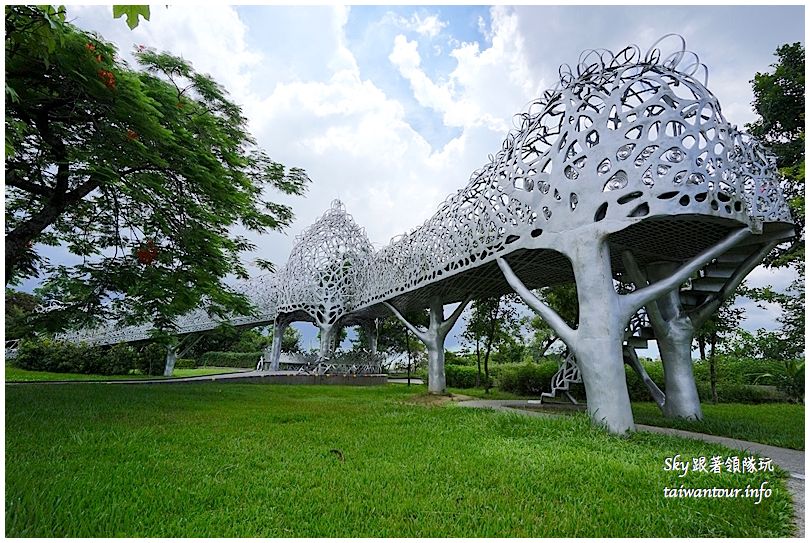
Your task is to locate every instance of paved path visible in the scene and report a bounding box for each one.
[388,378,424,385]
[458,398,805,537]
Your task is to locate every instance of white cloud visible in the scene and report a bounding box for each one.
[392,12,448,39]
[389,7,542,133]
[476,14,491,42]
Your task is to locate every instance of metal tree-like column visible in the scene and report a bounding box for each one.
[623,239,781,419]
[266,315,293,371]
[499,227,752,433]
[164,344,177,377]
[385,296,470,394]
[360,318,379,355]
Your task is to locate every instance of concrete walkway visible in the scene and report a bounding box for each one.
[388,377,424,385]
[458,398,805,537]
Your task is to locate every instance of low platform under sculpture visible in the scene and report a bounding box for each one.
[62,36,793,434]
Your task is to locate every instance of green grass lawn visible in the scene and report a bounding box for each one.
[4,365,245,382]
[632,402,805,451]
[5,384,794,537]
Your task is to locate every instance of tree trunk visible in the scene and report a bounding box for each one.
[163,345,177,377]
[657,320,703,420]
[404,328,412,387]
[482,301,498,393]
[698,337,706,360]
[475,338,481,387]
[482,335,494,393]
[568,238,635,434]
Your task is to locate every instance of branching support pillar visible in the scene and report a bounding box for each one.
[499,227,751,434]
[164,344,177,377]
[384,295,471,394]
[266,316,292,371]
[623,238,779,420]
[361,319,379,355]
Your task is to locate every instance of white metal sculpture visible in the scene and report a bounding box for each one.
[59,36,793,434]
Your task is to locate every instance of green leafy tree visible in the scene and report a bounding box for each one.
[280,326,302,353]
[739,270,805,361]
[5,288,43,340]
[694,296,744,403]
[461,294,521,390]
[524,284,578,360]
[355,313,428,380]
[5,6,308,333]
[747,42,805,268]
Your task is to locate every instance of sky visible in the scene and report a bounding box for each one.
[23,3,805,355]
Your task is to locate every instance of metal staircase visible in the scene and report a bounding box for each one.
[540,350,581,404]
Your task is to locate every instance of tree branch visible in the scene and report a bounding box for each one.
[621,250,666,327]
[623,345,665,408]
[383,302,427,343]
[619,228,751,321]
[5,170,53,198]
[496,256,577,346]
[439,295,472,336]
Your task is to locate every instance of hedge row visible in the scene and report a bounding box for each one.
[692,357,789,386]
[175,358,196,370]
[445,365,492,388]
[199,351,262,368]
[13,339,167,376]
[440,355,790,404]
[496,362,558,395]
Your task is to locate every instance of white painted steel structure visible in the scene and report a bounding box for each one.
[60,37,793,433]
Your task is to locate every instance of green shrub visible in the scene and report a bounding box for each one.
[775,359,804,403]
[13,338,135,375]
[175,358,197,369]
[200,351,261,368]
[692,356,787,386]
[103,344,137,375]
[497,362,559,396]
[133,343,168,376]
[445,364,491,388]
[445,351,475,366]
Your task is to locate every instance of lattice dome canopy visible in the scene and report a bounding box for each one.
[359,35,791,304]
[275,200,373,326]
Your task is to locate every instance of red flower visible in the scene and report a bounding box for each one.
[136,240,158,265]
[85,43,96,51]
[97,69,116,90]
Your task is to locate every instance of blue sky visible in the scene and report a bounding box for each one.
[20,4,805,355]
